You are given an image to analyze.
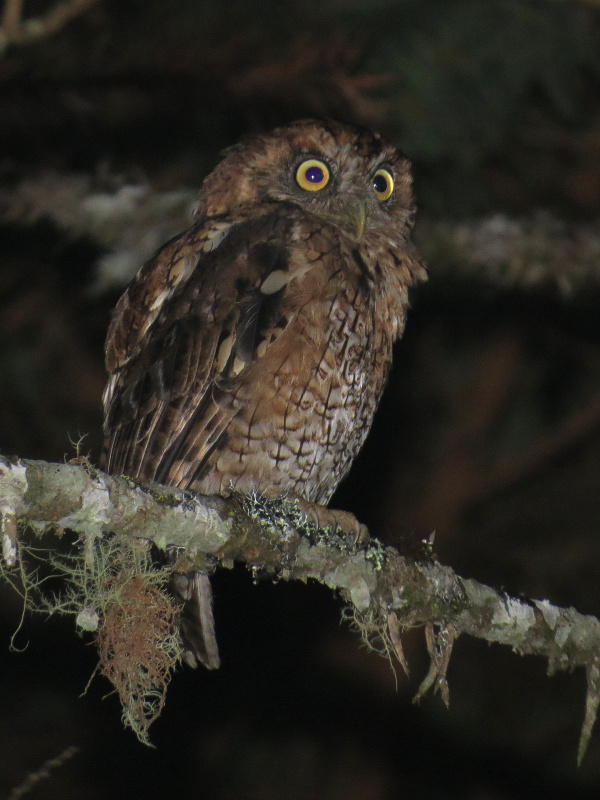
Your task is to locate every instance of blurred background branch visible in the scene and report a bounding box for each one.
[3,172,600,296]
[0,0,101,53]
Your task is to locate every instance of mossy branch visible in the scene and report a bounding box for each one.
[2,454,600,757]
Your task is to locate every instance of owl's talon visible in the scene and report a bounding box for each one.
[293,497,370,549]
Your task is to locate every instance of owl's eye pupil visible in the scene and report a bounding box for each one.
[372,168,394,202]
[296,159,330,192]
[305,165,324,183]
[373,174,388,194]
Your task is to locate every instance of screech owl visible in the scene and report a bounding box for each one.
[101,119,427,669]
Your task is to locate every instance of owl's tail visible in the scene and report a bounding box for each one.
[173,570,221,670]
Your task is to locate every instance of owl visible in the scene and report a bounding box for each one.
[101,119,427,669]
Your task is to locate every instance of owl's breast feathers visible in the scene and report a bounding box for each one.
[102,206,425,498]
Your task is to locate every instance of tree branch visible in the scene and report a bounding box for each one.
[2,173,600,297]
[415,213,600,298]
[0,0,101,54]
[1,454,600,757]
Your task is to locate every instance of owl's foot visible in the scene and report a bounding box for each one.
[293,498,370,549]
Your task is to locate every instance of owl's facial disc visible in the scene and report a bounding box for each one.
[283,155,371,239]
[286,150,397,240]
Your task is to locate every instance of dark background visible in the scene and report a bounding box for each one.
[2,0,600,797]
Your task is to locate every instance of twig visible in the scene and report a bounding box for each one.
[406,329,522,534]
[7,745,79,800]
[0,0,101,53]
[474,390,600,501]
[413,622,455,707]
[1,0,23,37]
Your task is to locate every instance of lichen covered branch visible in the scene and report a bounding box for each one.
[2,455,600,755]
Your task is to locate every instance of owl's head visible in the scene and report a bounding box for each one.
[196,119,416,243]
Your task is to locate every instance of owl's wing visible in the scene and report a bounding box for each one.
[102,211,309,489]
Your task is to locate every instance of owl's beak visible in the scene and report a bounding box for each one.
[345,200,367,240]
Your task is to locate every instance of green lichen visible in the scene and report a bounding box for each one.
[363,538,389,572]
[240,490,315,539]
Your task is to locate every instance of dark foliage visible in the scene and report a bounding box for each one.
[2,1,600,797]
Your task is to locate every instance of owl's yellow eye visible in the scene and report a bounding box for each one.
[372,169,394,202]
[295,159,330,192]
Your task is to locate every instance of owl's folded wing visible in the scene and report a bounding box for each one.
[101,211,316,489]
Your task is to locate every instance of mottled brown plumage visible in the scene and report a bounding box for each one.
[101,119,426,668]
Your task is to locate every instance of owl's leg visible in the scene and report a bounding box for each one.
[172,570,221,670]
